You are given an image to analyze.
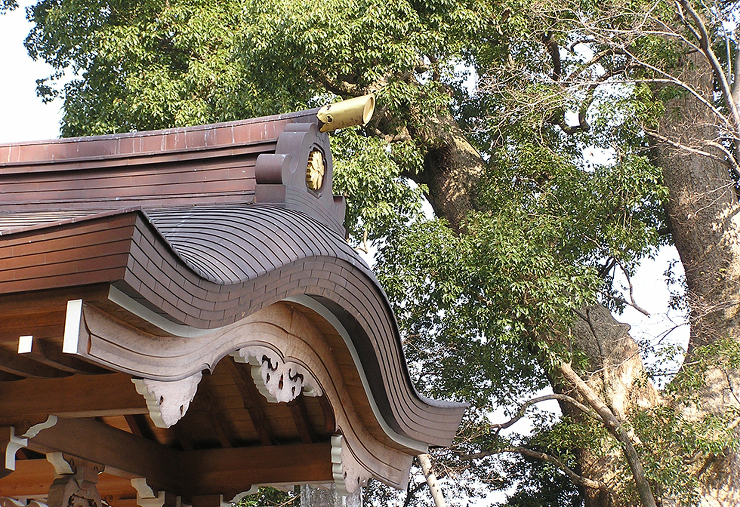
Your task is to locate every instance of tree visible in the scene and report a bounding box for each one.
[12,0,740,504]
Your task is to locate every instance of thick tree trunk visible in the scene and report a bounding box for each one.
[404,112,485,233]
[561,306,658,507]
[652,53,740,506]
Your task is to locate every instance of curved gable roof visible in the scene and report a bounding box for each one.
[0,106,466,497]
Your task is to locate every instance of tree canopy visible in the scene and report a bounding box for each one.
[12,0,740,505]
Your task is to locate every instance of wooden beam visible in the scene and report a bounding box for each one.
[23,416,333,497]
[25,417,179,492]
[179,442,333,496]
[222,357,274,446]
[0,372,23,382]
[0,285,109,318]
[0,373,147,425]
[0,458,135,498]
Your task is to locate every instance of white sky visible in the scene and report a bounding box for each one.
[0,1,63,143]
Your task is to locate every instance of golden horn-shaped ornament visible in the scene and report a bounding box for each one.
[317,94,375,132]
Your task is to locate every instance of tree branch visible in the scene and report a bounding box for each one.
[461,446,606,491]
[645,130,740,179]
[613,258,651,316]
[542,32,562,81]
[558,362,657,507]
[676,0,740,160]
[491,393,603,434]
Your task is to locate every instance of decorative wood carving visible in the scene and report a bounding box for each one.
[330,435,370,496]
[46,458,104,507]
[132,373,203,428]
[232,345,321,403]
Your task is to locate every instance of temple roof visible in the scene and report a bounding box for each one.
[0,104,466,504]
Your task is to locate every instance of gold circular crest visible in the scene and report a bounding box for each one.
[306,149,325,191]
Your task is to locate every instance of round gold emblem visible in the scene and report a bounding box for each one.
[306,149,325,191]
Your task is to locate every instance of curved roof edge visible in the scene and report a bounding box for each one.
[136,204,467,448]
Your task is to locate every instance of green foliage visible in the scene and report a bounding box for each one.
[234,487,296,507]
[0,0,17,12]
[331,129,426,243]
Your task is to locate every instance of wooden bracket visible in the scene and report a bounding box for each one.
[132,372,203,428]
[2,416,58,477]
[331,434,370,496]
[131,478,183,507]
[1,426,27,477]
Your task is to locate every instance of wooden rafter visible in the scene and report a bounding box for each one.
[124,414,156,441]
[0,348,69,379]
[171,422,194,451]
[20,338,109,374]
[317,394,336,434]
[222,357,274,446]
[198,375,234,448]
[287,396,317,444]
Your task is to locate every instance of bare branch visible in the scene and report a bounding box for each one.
[677,0,740,159]
[461,446,606,490]
[646,130,740,179]
[491,393,603,433]
[613,258,651,316]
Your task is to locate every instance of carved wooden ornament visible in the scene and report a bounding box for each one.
[233,345,321,404]
[132,373,203,428]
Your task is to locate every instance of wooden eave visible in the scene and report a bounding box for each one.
[0,110,466,503]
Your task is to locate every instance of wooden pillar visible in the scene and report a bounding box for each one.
[300,484,361,507]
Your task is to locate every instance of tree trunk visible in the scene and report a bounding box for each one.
[399,108,659,506]
[652,52,740,506]
[418,454,447,507]
[560,306,658,507]
[404,112,485,233]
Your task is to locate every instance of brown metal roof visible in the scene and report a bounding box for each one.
[0,108,465,502]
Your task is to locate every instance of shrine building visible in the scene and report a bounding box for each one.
[0,96,466,507]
